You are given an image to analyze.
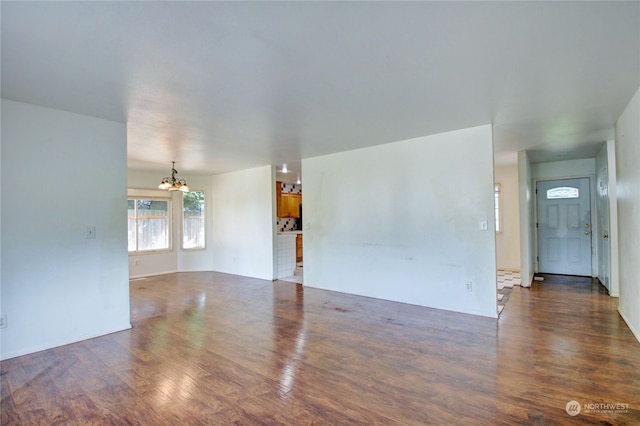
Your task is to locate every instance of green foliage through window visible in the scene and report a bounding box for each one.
[183,191,205,249]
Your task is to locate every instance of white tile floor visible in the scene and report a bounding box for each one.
[497,270,520,316]
[497,270,521,289]
[279,262,303,284]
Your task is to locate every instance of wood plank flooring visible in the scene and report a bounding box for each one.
[2,272,640,424]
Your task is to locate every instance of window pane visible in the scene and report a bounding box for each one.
[136,200,169,251]
[183,191,205,249]
[547,187,579,199]
[128,200,136,251]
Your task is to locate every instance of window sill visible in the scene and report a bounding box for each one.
[128,250,173,256]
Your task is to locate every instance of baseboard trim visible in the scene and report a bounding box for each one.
[521,272,534,288]
[618,307,640,344]
[0,322,132,361]
[129,270,178,280]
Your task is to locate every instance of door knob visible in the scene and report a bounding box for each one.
[603,234,609,239]
[585,224,590,228]
[585,230,591,235]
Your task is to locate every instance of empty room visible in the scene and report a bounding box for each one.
[1,1,639,424]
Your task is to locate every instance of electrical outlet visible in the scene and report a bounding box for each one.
[0,314,7,329]
[465,281,473,292]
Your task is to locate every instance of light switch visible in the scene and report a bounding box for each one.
[480,220,488,231]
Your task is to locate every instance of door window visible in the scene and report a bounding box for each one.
[546,186,579,199]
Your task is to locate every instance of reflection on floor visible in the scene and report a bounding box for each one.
[497,270,521,315]
[6,272,637,424]
[280,261,303,284]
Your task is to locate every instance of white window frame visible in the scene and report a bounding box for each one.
[128,189,173,254]
[181,190,206,250]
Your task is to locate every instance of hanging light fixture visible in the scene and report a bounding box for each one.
[158,161,190,192]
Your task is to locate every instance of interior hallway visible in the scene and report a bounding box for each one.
[1,272,638,424]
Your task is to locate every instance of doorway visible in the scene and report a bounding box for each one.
[536,178,592,276]
[275,178,304,284]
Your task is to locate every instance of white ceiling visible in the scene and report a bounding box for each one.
[2,2,639,181]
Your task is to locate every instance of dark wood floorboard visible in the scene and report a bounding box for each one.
[2,272,640,425]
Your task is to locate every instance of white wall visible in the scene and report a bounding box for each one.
[303,125,497,318]
[615,86,640,343]
[0,107,2,337]
[0,100,131,360]
[518,151,533,287]
[531,158,596,180]
[495,164,521,271]
[210,165,276,280]
[606,140,620,297]
[127,172,214,278]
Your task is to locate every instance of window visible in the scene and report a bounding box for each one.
[494,183,501,234]
[182,191,205,249]
[547,186,579,199]
[128,199,171,252]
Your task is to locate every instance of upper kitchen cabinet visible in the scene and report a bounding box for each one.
[280,193,301,218]
[276,181,302,218]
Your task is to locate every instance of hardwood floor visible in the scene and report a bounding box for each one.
[2,272,639,424]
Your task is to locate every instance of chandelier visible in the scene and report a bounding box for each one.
[158,161,189,192]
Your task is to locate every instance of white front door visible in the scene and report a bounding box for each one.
[597,167,610,291]
[536,178,592,276]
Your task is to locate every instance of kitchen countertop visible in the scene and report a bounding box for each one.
[278,231,303,235]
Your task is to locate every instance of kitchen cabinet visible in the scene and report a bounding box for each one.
[287,193,302,218]
[276,181,302,218]
[296,234,303,262]
[279,193,302,218]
